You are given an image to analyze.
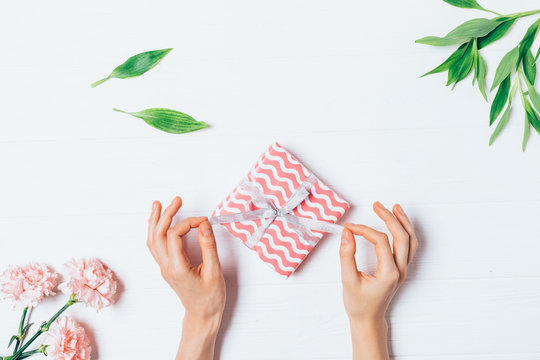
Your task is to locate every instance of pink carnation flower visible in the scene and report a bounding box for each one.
[46,317,91,360]
[0,263,58,308]
[59,258,117,311]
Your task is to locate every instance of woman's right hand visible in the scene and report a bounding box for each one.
[147,196,226,360]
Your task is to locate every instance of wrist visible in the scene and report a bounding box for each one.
[177,313,222,360]
[349,318,389,360]
[350,317,387,332]
[183,312,222,338]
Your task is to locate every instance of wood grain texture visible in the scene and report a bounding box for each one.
[1,0,540,358]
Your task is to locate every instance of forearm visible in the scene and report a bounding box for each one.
[176,314,222,360]
[350,319,389,360]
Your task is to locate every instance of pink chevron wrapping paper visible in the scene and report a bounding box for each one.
[211,142,350,277]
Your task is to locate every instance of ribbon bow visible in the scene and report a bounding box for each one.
[209,174,344,248]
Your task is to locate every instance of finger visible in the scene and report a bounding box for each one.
[147,201,162,242]
[393,204,418,264]
[147,201,164,264]
[373,201,410,275]
[151,197,182,264]
[198,221,222,277]
[167,217,208,271]
[147,240,161,264]
[339,228,359,283]
[168,216,208,239]
[344,223,396,276]
[155,196,183,239]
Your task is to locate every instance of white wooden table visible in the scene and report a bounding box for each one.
[1,0,540,358]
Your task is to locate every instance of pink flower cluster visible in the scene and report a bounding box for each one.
[59,258,117,311]
[1,259,117,360]
[46,317,92,360]
[0,258,117,311]
[0,263,58,308]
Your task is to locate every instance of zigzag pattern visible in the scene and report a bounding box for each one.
[212,142,349,278]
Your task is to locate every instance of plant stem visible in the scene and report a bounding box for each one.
[510,74,518,100]
[11,295,78,360]
[0,349,42,360]
[2,348,42,360]
[483,8,502,16]
[516,69,532,151]
[90,76,110,88]
[517,69,526,101]
[507,9,540,19]
[12,307,28,355]
[17,308,28,336]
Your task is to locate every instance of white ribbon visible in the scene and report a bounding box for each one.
[209,174,344,248]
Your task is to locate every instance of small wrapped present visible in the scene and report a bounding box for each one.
[209,142,350,277]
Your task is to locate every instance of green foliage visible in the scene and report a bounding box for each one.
[474,53,488,100]
[421,43,469,77]
[91,48,172,87]
[491,47,519,91]
[489,100,512,145]
[523,113,531,151]
[415,36,467,46]
[478,19,515,49]
[524,50,537,84]
[446,18,500,39]
[417,2,540,150]
[113,108,209,134]
[518,19,540,66]
[90,48,210,135]
[447,40,475,87]
[442,0,487,11]
[490,76,511,125]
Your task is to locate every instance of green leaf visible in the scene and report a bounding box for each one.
[489,101,512,145]
[8,335,18,348]
[491,46,519,91]
[91,48,173,87]
[478,19,516,49]
[22,323,33,336]
[490,75,511,125]
[523,50,537,85]
[522,112,531,151]
[442,0,486,10]
[525,77,540,113]
[472,51,478,86]
[415,36,467,46]
[472,39,479,87]
[446,18,500,39]
[518,19,540,67]
[113,108,209,134]
[536,46,540,61]
[421,43,469,77]
[475,53,488,100]
[524,96,540,134]
[447,41,475,87]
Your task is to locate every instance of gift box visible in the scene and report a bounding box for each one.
[210,142,350,277]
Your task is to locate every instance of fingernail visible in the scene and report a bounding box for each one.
[374,201,385,210]
[171,197,179,204]
[396,204,405,216]
[152,202,157,211]
[341,230,350,245]
[201,221,213,237]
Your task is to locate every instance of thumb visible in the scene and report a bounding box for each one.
[198,221,221,276]
[339,229,358,283]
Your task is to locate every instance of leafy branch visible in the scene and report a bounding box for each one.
[416,0,540,150]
